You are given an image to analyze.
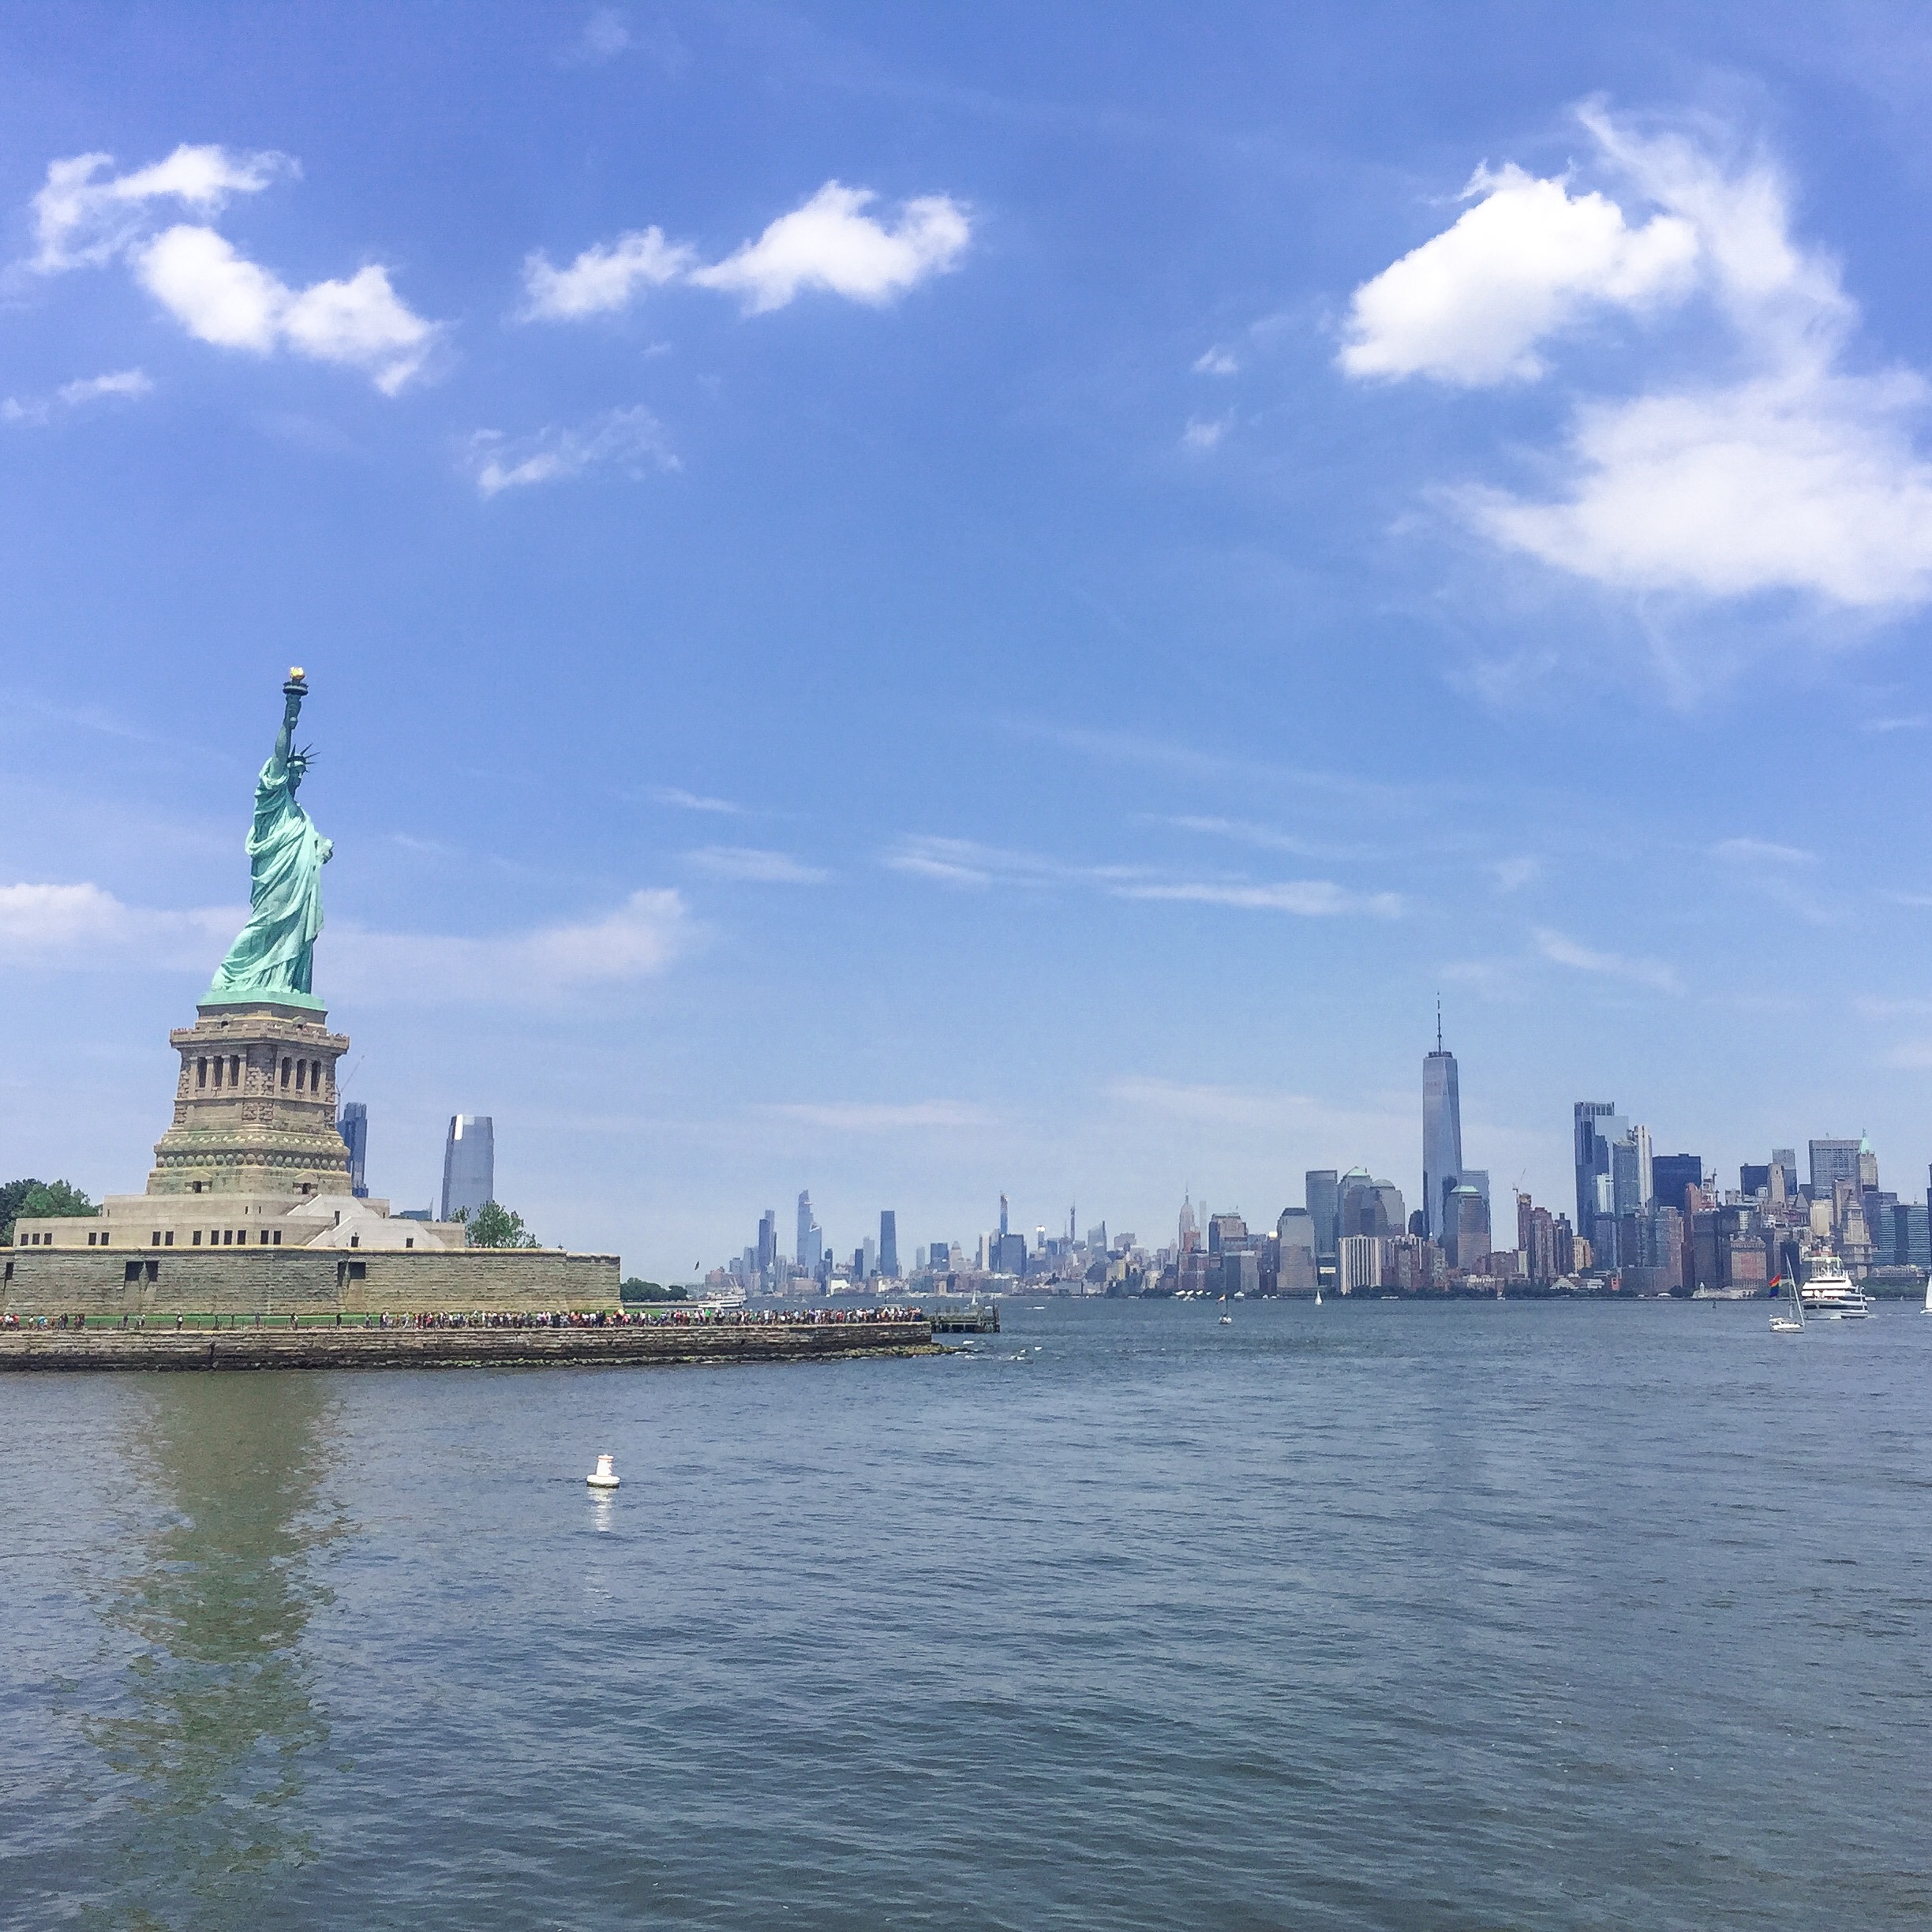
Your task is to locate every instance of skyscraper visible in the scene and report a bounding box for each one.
[758,1208,777,1280]
[1422,1009,1463,1239]
[796,1191,822,1270]
[1573,1103,1625,1234]
[1305,1170,1339,1260]
[999,1193,1009,1240]
[879,1210,899,1279]
[339,1099,369,1199]
[440,1114,493,1222]
[1652,1153,1702,1215]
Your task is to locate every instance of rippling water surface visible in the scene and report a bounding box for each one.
[5,1298,1932,1929]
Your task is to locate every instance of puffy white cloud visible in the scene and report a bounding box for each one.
[1341,163,1697,385]
[24,144,438,393]
[526,182,971,324]
[1181,414,1230,451]
[467,405,677,496]
[1463,368,1932,607]
[134,227,436,391]
[520,227,694,320]
[1534,926,1681,994]
[0,882,238,967]
[1346,104,1932,612]
[691,182,969,313]
[684,846,828,884]
[30,143,289,271]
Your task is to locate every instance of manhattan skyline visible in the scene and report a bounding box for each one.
[6,6,1932,1279]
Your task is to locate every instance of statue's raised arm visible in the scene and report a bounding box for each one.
[201,670,334,1012]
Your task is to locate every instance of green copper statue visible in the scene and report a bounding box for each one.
[203,671,332,1009]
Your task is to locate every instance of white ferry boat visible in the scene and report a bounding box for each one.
[1799,1252,1870,1320]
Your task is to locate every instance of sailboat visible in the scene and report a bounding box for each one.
[1923,1273,1931,1315]
[1219,1281,1233,1324]
[1769,1272,1804,1334]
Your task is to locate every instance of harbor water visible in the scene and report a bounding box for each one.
[4,1297,1930,1929]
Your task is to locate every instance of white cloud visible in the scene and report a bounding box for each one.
[691,182,970,313]
[24,144,438,394]
[0,880,692,1002]
[1181,414,1230,451]
[1712,837,1815,866]
[1193,346,1239,376]
[30,143,290,272]
[520,227,695,320]
[574,6,631,61]
[1340,163,1697,385]
[333,889,693,1003]
[526,182,972,324]
[1115,879,1402,917]
[135,227,436,391]
[1534,925,1682,994]
[4,367,152,425]
[0,882,237,968]
[684,845,827,884]
[650,785,741,814]
[884,834,1400,918]
[759,1099,999,1133]
[467,406,677,496]
[1347,103,1932,612]
[1490,856,1540,892]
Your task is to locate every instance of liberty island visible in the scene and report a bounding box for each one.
[1,672,931,1366]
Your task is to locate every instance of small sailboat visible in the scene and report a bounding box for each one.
[1219,1282,1232,1324]
[1769,1273,1804,1334]
[1923,1274,1931,1316]
[587,1452,620,1489]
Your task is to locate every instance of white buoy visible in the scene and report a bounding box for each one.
[587,1452,620,1489]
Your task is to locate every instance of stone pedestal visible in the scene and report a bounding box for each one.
[148,1002,353,1198]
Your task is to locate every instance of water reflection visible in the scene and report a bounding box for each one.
[91,1373,340,1930]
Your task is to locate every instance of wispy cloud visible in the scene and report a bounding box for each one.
[4,366,152,425]
[1534,925,1682,994]
[1181,414,1230,451]
[466,406,677,496]
[522,180,970,321]
[684,845,827,884]
[1193,346,1240,376]
[759,1099,999,1133]
[1863,714,1930,733]
[649,785,741,814]
[1712,836,1817,865]
[1490,856,1540,893]
[885,835,1401,918]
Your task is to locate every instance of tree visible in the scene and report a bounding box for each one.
[620,1279,689,1303]
[1,1178,96,1243]
[459,1200,540,1249]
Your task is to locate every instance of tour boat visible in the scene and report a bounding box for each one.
[587,1453,620,1489]
[1798,1252,1870,1320]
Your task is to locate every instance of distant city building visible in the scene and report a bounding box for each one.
[1443,1183,1489,1273]
[1305,1170,1339,1260]
[1809,1139,1861,1197]
[796,1191,822,1271]
[1275,1208,1317,1294]
[1893,1203,1930,1268]
[1611,1125,1653,1216]
[1178,1193,1200,1254]
[994,1232,1026,1275]
[1772,1148,1799,1196]
[1739,1163,1770,1196]
[999,1193,1009,1240]
[1338,1234,1382,1295]
[879,1210,899,1279]
[1208,1211,1248,1255]
[440,1114,494,1222]
[1573,1102,1619,1230]
[1422,1013,1463,1238]
[758,1208,778,1282]
[339,1100,369,1199]
[1652,1153,1702,1214]
[862,1234,878,1278]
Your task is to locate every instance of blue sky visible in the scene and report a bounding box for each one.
[6,2,1932,1275]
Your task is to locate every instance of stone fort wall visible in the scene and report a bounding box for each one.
[1,1246,620,1318]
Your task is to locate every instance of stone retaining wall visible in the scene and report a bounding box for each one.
[0,1320,934,1372]
[0,1246,620,1317]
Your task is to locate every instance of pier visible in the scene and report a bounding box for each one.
[0,1315,935,1372]
[930,1302,1000,1333]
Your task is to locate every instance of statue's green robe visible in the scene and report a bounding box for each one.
[203,756,331,1002]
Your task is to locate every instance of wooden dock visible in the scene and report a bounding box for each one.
[929,1303,1000,1333]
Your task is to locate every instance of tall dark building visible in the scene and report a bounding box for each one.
[1573,1102,1623,1234]
[1305,1170,1339,1260]
[1421,1008,1463,1239]
[878,1210,899,1279]
[338,1099,369,1199]
[1652,1153,1703,1214]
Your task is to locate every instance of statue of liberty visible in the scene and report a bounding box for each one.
[202,672,332,1009]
